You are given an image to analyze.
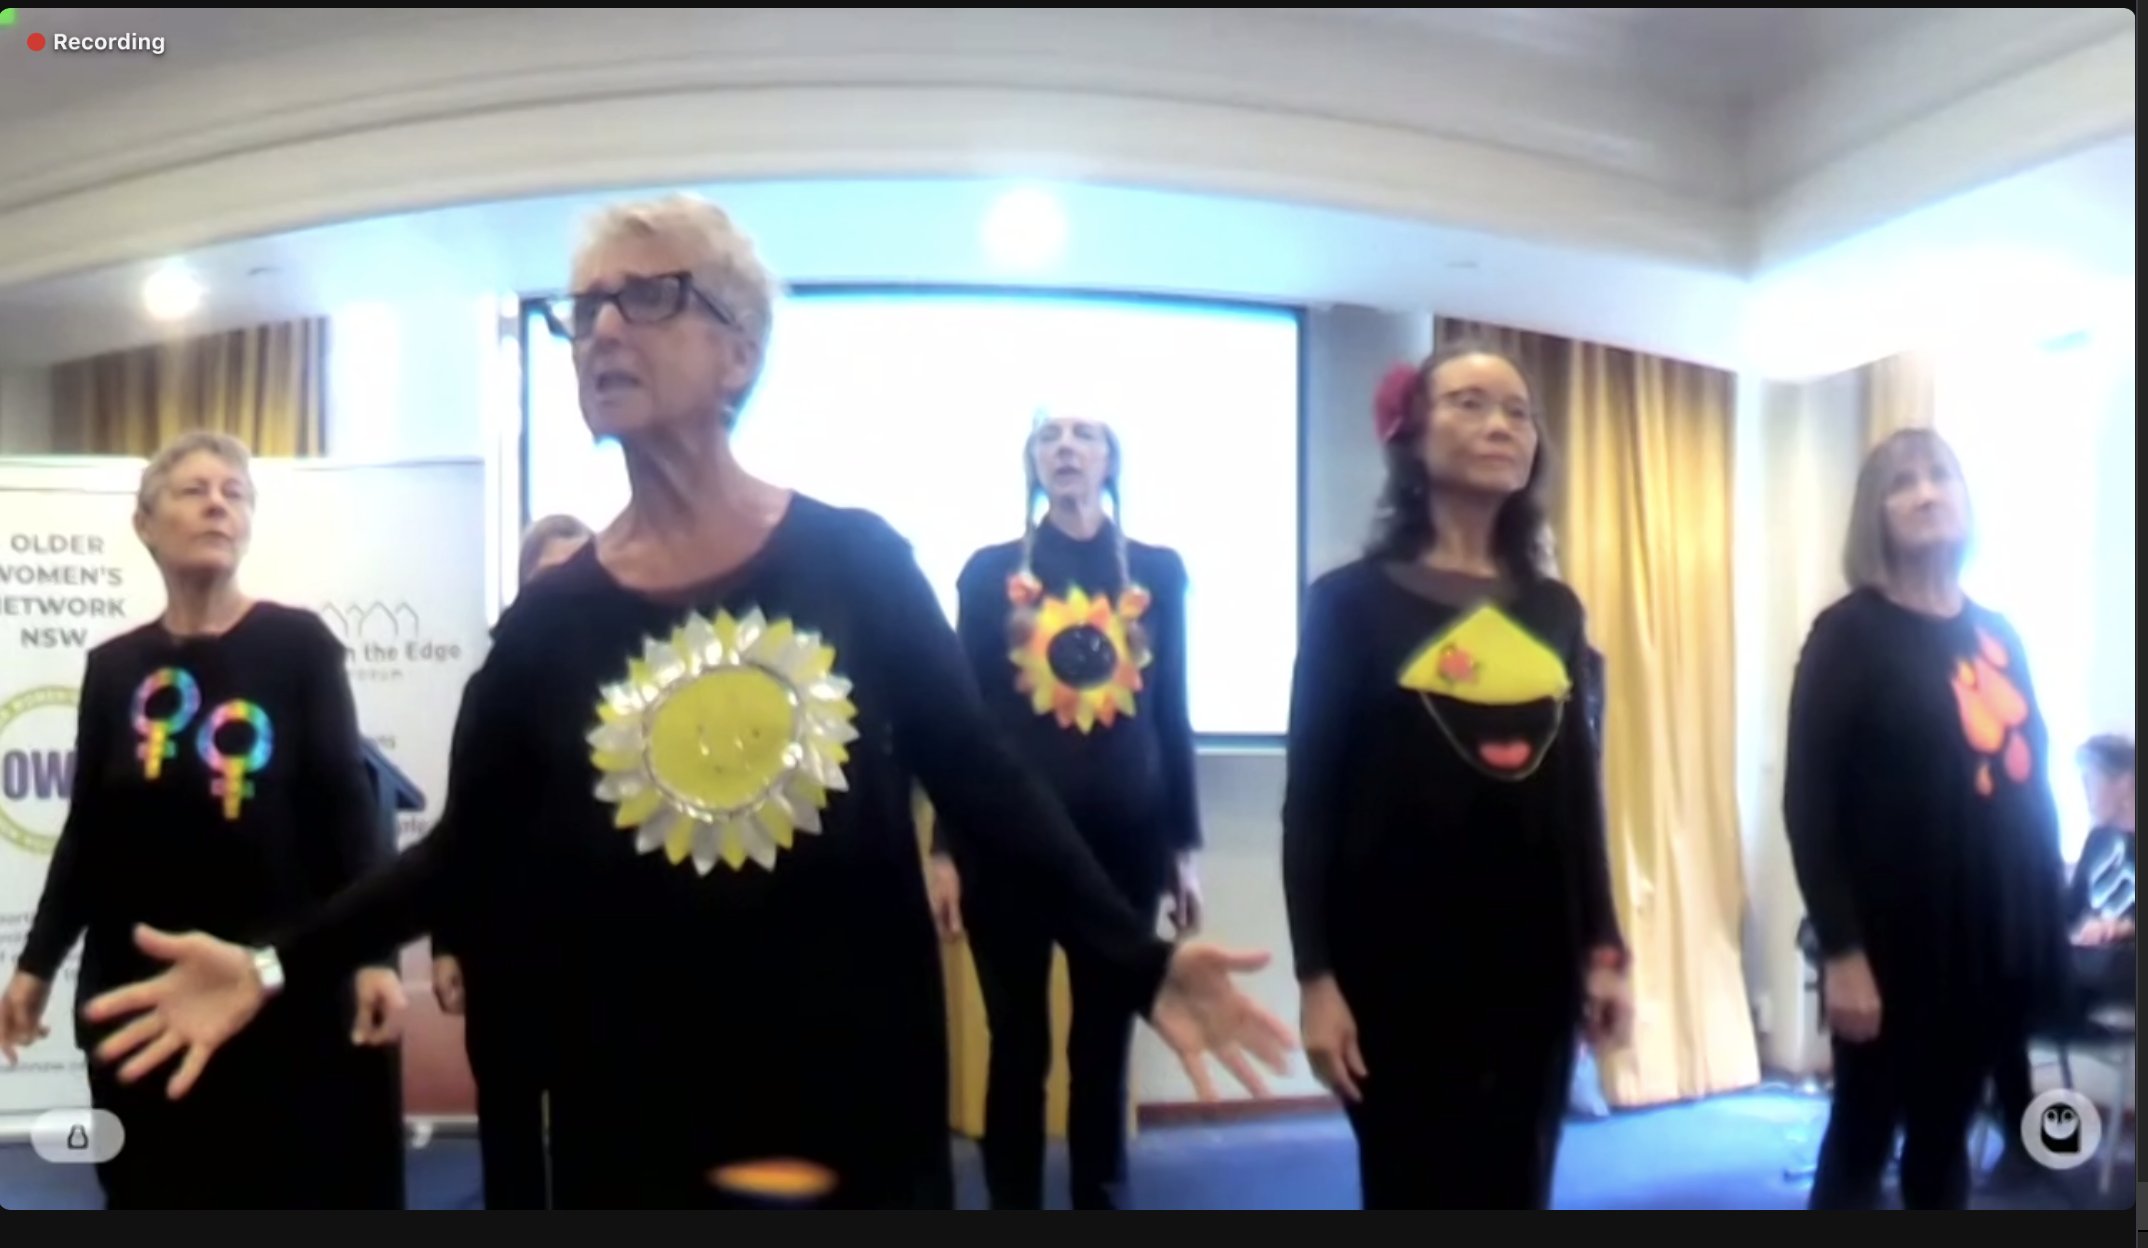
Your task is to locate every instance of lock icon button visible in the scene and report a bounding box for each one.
[33,1109,126,1164]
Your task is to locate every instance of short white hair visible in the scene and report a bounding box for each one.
[574,194,783,350]
[138,431,252,515]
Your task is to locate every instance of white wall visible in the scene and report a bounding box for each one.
[324,296,503,462]
[1126,305,1421,1103]
[2086,350,2135,738]
[1733,371,1867,1075]
[0,367,53,453]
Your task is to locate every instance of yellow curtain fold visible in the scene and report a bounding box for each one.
[915,791,1080,1137]
[49,317,329,457]
[1439,319,1759,1107]
[1860,349,1938,449]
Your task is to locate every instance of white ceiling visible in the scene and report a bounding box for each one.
[0,178,1758,370]
[1309,8,1940,111]
[0,132,2131,381]
[0,7,1925,124]
[0,8,2129,377]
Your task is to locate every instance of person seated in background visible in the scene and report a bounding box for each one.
[429,512,592,1209]
[2065,735,2135,961]
[1989,733,2134,1185]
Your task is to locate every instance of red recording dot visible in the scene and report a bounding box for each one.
[27,32,45,51]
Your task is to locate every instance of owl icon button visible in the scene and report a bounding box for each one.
[2020,1088,2103,1170]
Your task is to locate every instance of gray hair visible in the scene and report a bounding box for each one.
[138,431,253,515]
[518,513,593,587]
[1841,427,1973,592]
[575,193,782,349]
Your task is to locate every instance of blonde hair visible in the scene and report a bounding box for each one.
[138,431,252,515]
[1842,427,1974,591]
[518,513,592,587]
[575,194,783,352]
[1007,412,1151,665]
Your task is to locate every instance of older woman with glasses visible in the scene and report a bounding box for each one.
[82,195,1292,1210]
[0,432,405,1209]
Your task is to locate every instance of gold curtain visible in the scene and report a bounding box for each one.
[49,318,329,456]
[1860,350,1938,449]
[1439,319,1760,1107]
[914,792,1081,1137]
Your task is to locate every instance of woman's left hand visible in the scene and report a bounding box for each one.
[1583,965,1633,1053]
[352,968,408,1046]
[1148,942,1296,1100]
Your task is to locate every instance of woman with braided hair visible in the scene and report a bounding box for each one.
[931,411,1203,1209]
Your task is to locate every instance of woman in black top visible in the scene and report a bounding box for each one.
[932,412,1202,1209]
[80,194,1290,1210]
[427,513,591,1209]
[0,432,406,1209]
[1281,342,1630,1210]
[1785,428,2068,1211]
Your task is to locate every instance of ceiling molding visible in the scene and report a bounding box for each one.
[0,6,2130,370]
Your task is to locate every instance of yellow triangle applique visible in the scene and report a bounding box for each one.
[1398,603,1571,706]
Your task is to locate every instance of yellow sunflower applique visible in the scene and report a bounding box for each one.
[1008,572,1152,734]
[587,607,860,874]
[1397,603,1572,779]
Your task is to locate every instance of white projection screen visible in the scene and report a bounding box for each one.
[523,288,1304,738]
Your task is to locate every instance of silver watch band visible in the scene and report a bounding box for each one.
[250,946,286,997]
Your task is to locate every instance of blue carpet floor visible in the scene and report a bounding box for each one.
[0,1088,2130,1210]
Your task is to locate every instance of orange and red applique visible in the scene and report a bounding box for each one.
[1950,627,2032,798]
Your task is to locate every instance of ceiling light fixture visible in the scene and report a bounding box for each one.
[142,265,205,321]
[981,186,1069,272]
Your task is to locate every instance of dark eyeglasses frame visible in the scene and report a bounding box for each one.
[542,271,738,341]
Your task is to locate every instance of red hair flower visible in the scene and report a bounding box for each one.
[1373,362,1420,444]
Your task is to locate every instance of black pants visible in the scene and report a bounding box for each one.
[967,857,1164,1210]
[1810,1018,2011,1210]
[87,1015,402,1209]
[465,985,549,1209]
[1340,1006,1576,1209]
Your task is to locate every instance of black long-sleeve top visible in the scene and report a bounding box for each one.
[1280,561,1622,1005]
[935,521,1201,869]
[1783,589,2069,1023]
[262,498,1175,1200]
[22,603,391,1045]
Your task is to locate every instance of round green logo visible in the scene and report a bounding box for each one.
[0,686,80,856]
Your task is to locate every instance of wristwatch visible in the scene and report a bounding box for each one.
[250,946,287,997]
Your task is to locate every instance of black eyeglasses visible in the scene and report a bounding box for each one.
[541,272,738,341]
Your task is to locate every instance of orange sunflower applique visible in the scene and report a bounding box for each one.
[1010,586,1150,733]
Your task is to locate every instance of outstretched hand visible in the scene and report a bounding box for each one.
[82,925,268,1099]
[1148,942,1296,1100]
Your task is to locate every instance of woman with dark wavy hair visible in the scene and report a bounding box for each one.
[1281,340,1630,1209]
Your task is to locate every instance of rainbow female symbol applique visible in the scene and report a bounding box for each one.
[1009,585,1151,733]
[586,607,860,875]
[1398,603,1572,780]
[1952,627,2033,798]
[131,667,201,781]
[196,700,274,821]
